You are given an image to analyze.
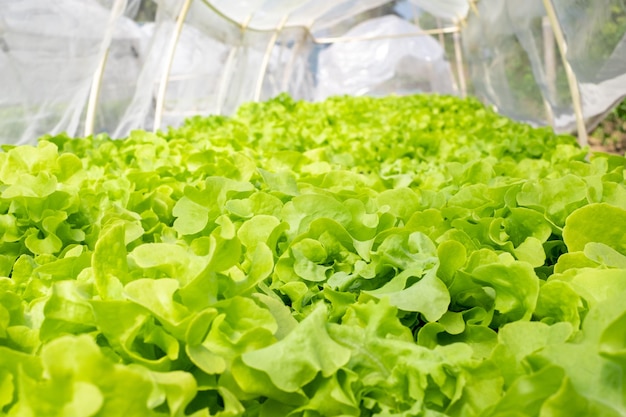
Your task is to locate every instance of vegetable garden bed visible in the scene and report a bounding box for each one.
[0,94,625,416]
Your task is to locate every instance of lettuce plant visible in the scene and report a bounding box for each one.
[0,94,624,416]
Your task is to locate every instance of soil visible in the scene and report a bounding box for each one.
[588,119,626,155]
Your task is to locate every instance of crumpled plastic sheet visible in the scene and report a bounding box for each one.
[316,14,456,100]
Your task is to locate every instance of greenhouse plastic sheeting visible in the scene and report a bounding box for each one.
[553,0,626,126]
[316,15,455,100]
[114,0,316,137]
[1,0,626,143]
[206,0,390,32]
[464,0,626,132]
[408,0,469,22]
[0,0,143,144]
[0,0,470,143]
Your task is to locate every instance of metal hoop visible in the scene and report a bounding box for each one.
[84,0,127,136]
[153,0,194,133]
[542,0,588,147]
[254,14,289,102]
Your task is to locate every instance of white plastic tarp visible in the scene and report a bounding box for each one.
[205,0,392,31]
[0,0,141,144]
[2,0,626,144]
[114,0,316,137]
[464,0,626,132]
[0,0,471,143]
[408,0,469,22]
[316,15,455,100]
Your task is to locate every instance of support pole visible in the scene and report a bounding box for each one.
[254,14,289,102]
[153,0,193,133]
[469,0,479,17]
[85,50,110,137]
[85,0,127,136]
[542,0,588,147]
[453,30,467,98]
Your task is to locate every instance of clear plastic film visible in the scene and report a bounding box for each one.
[203,0,392,32]
[0,0,138,144]
[408,0,469,22]
[137,0,396,135]
[113,0,316,137]
[0,0,466,142]
[315,15,456,100]
[464,0,626,133]
[91,4,146,136]
[553,0,626,126]
[112,0,189,137]
[2,0,626,144]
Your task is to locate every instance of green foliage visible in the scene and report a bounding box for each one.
[591,97,626,151]
[0,94,625,416]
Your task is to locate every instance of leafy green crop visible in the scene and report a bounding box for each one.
[0,94,625,416]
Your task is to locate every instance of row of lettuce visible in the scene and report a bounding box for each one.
[0,94,625,416]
